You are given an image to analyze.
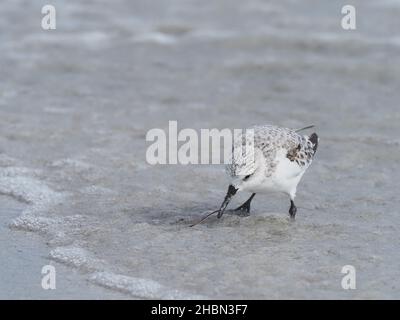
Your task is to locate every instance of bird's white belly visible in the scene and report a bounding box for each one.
[245,149,307,195]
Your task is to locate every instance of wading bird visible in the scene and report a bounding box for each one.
[191,125,318,226]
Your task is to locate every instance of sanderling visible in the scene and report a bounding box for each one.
[191,125,318,226]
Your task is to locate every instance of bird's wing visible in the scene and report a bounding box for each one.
[226,125,318,177]
[254,125,302,157]
[284,131,318,168]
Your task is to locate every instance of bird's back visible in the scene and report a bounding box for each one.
[227,125,318,179]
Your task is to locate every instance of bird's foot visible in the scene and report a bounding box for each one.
[231,209,250,217]
[289,200,297,220]
[233,202,251,217]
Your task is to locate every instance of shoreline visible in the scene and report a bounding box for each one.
[0,195,129,299]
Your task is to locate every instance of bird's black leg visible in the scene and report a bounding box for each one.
[289,200,297,220]
[234,193,256,216]
[217,185,237,218]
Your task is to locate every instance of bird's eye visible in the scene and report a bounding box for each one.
[243,174,251,181]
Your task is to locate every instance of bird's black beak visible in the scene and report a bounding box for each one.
[217,185,238,218]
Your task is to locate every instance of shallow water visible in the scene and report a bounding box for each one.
[1,0,399,298]
[0,195,128,299]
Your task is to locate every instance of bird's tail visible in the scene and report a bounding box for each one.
[309,133,319,153]
[295,125,315,132]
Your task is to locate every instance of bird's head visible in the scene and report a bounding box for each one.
[229,147,266,191]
